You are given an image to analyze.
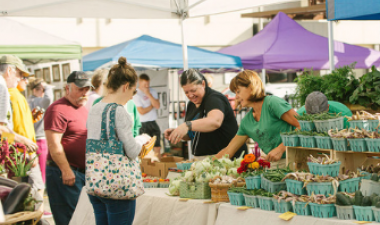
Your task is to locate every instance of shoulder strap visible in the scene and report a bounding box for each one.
[100,103,117,140]
[108,104,119,140]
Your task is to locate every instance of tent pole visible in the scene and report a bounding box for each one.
[261,69,266,85]
[180,14,192,160]
[328,21,335,72]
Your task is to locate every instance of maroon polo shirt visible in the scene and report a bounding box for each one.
[44,97,88,170]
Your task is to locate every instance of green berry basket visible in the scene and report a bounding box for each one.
[349,120,370,130]
[280,134,300,147]
[336,205,355,220]
[306,182,335,196]
[261,176,287,193]
[258,196,275,211]
[314,136,333,149]
[372,207,380,222]
[285,179,306,195]
[365,138,380,153]
[309,203,336,218]
[338,177,361,193]
[331,138,350,151]
[314,120,330,132]
[347,138,367,152]
[179,181,211,199]
[227,192,245,206]
[299,121,316,131]
[243,194,257,208]
[369,120,380,131]
[143,182,159,188]
[329,117,344,130]
[299,135,316,148]
[353,206,374,221]
[176,162,193,170]
[159,182,170,188]
[272,199,293,213]
[307,162,341,177]
[294,201,311,216]
[245,176,261,190]
[359,171,372,180]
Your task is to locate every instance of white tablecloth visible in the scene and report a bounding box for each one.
[69,188,220,225]
[214,204,372,225]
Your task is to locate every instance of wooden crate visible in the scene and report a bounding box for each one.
[286,147,336,171]
[286,146,380,174]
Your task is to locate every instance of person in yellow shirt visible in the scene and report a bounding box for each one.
[9,75,47,217]
[9,77,36,142]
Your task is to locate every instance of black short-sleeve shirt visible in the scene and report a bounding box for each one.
[185,88,247,158]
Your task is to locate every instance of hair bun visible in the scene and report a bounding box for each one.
[118,56,127,65]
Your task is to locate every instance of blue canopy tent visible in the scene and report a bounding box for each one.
[327,0,380,21]
[83,35,242,71]
[326,0,380,70]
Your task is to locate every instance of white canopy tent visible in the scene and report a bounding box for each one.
[0,0,300,159]
[0,0,301,69]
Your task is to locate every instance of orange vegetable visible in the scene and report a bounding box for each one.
[244,154,256,163]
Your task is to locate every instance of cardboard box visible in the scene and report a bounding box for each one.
[140,156,184,178]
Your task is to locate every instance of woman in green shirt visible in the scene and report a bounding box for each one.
[215,70,300,165]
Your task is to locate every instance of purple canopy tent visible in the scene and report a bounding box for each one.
[218,12,380,71]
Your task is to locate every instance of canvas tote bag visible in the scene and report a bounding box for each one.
[86,103,145,199]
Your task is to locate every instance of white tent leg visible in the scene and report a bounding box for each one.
[180,15,192,160]
[328,21,335,72]
[261,69,266,85]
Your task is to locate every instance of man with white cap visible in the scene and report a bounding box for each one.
[44,71,92,225]
[297,91,352,128]
[0,54,38,151]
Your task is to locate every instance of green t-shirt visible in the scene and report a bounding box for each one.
[237,96,294,158]
[93,97,141,137]
[296,101,352,128]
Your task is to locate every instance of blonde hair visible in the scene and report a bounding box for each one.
[229,70,266,106]
[91,69,108,90]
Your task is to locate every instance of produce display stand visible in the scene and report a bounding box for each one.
[286,146,380,173]
[286,147,336,171]
[0,211,42,225]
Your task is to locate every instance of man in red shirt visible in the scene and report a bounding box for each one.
[44,71,92,225]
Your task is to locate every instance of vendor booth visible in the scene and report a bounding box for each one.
[218,12,380,71]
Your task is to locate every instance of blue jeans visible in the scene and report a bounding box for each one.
[46,165,85,225]
[88,195,136,225]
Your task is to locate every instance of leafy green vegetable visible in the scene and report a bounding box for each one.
[291,63,359,108]
[350,66,380,110]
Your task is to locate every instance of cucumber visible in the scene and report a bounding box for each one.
[355,190,364,206]
[371,173,379,181]
[336,193,351,206]
[373,196,380,206]
[372,196,380,206]
[350,196,356,205]
[362,196,372,206]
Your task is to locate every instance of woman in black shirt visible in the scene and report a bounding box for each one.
[164,69,246,159]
